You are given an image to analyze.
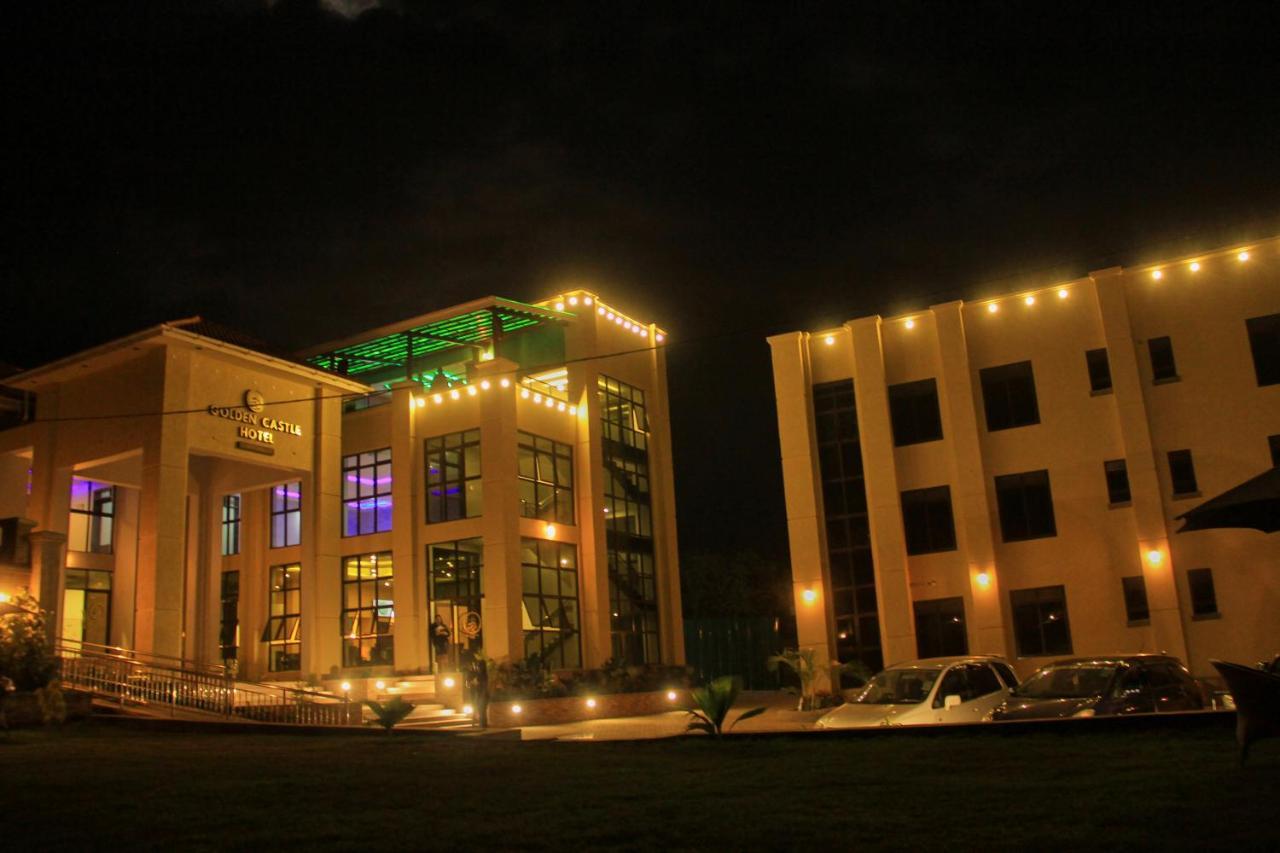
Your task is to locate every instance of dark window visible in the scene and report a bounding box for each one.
[1270,434,1280,467]
[994,470,1057,542]
[1246,313,1280,386]
[966,663,1003,698]
[1148,336,1178,382]
[934,667,968,707]
[69,478,115,554]
[888,379,943,446]
[1168,449,1198,496]
[1010,585,1073,657]
[518,432,574,524]
[521,538,581,669]
[219,571,239,661]
[913,597,968,659]
[425,430,482,523]
[270,482,301,548]
[343,448,392,536]
[342,553,394,667]
[265,564,301,671]
[1085,348,1112,393]
[980,361,1040,431]
[221,494,241,556]
[992,661,1019,688]
[813,379,882,677]
[1122,575,1150,624]
[1104,460,1131,505]
[900,486,957,555]
[1187,568,1219,617]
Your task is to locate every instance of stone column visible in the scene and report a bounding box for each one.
[389,380,425,672]
[301,385,344,678]
[27,531,67,643]
[646,336,686,665]
[476,358,522,664]
[576,366,612,669]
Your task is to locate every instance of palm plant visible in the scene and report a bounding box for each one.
[768,648,869,710]
[364,696,415,732]
[685,675,766,737]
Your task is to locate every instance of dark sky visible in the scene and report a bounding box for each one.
[5,1,1280,563]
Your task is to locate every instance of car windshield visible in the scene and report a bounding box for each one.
[1013,665,1118,699]
[851,668,942,705]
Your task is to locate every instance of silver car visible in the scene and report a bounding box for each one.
[816,655,1019,729]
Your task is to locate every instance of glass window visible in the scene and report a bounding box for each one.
[1270,434,1280,468]
[980,361,1040,432]
[1148,336,1178,382]
[518,432,574,524]
[1010,585,1072,657]
[934,667,968,706]
[1104,459,1131,505]
[343,449,392,536]
[900,486,957,555]
[1167,449,1198,496]
[995,470,1057,542]
[221,494,241,556]
[219,570,239,661]
[428,538,485,669]
[265,564,301,671]
[887,378,943,446]
[1245,313,1280,387]
[342,553,394,667]
[521,538,581,669]
[992,661,1019,688]
[1187,567,1218,617]
[1122,575,1150,623]
[966,663,1003,698]
[598,375,649,451]
[1085,348,1112,393]
[270,482,302,548]
[69,478,115,554]
[426,430,482,523]
[912,597,967,659]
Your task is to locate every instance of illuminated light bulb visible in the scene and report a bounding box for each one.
[462,704,474,715]
[801,588,818,605]
[640,329,648,337]
[987,303,999,313]
[607,311,615,320]
[375,680,386,690]
[414,397,425,408]
[1024,295,1035,306]
[1189,261,1200,272]
[824,335,835,346]
[1151,270,1163,280]
[533,393,542,403]
[521,388,530,399]
[554,302,565,311]
[1238,251,1250,262]
[568,406,577,415]
[666,690,677,701]
[340,681,351,692]
[975,571,991,588]
[500,378,511,388]
[544,523,556,538]
[585,698,597,709]
[568,296,579,306]
[511,704,522,714]
[1057,289,1069,299]
[557,402,566,411]
[624,320,633,329]
[615,316,623,325]
[1146,549,1164,568]
[545,397,554,408]
[583,296,593,305]
[480,379,491,390]
[443,677,456,688]
[904,318,915,329]
[467,385,477,396]
[656,333,665,342]
[597,306,606,315]
[449,390,461,400]
[432,394,443,404]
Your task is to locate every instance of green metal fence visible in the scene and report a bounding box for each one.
[683,616,784,690]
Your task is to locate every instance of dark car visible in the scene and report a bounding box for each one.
[988,654,1205,721]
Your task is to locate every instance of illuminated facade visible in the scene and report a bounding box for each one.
[0,293,683,686]
[771,237,1280,679]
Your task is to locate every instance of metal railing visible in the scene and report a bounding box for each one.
[56,640,360,726]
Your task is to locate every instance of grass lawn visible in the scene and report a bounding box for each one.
[2,720,1277,850]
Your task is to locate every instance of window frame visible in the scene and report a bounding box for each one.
[69,478,115,554]
[269,481,302,549]
[1085,348,1113,394]
[342,448,393,537]
[265,563,301,672]
[994,469,1058,542]
[1245,313,1280,387]
[425,430,483,523]
[1104,459,1132,506]
[219,570,240,660]
[1121,575,1150,625]
[517,432,575,525]
[1187,567,1219,618]
[521,538,582,669]
[1167,449,1199,497]
[912,596,968,659]
[899,485,958,555]
[221,494,242,556]
[341,552,395,667]
[1010,585,1073,658]
[1148,336,1179,383]
[887,378,943,447]
[979,360,1041,432]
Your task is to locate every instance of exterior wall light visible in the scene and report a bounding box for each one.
[801,587,818,605]
[462,704,474,715]
[975,571,992,588]
[1151,270,1163,280]
[375,680,386,691]
[823,335,835,345]
[544,523,557,538]
[500,378,511,388]
[1238,251,1250,262]
[1058,289,1069,299]
[1145,549,1164,568]
[666,690,677,701]
[554,301,565,311]
[583,296,593,305]
[1023,295,1035,306]
[511,704,522,715]
[585,698,597,709]
[987,303,999,314]
[1189,261,1201,272]
[480,379,491,390]
[443,676,456,688]
[432,394,443,404]
[904,318,915,329]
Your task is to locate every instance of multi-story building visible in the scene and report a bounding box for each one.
[0,291,683,685]
[770,237,1280,680]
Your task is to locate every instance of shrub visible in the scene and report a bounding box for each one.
[0,593,58,691]
[364,696,414,732]
[685,676,765,737]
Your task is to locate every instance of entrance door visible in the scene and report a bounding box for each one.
[427,539,484,672]
[62,569,112,649]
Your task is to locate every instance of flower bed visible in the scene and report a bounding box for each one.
[487,688,689,728]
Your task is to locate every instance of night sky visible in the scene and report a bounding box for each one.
[5,1,1280,565]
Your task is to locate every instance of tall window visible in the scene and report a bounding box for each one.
[426,430,482,523]
[1010,585,1072,657]
[266,564,301,671]
[521,538,581,668]
[813,379,881,676]
[219,570,240,661]
[270,481,302,548]
[900,486,957,555]
[1187,568,1219,617]
[428,538,485,667]
[1104,460,1131,506]
[1121,575,1149,624]
[1148,336,1178,382]
[1245,313,1280,387]
[1167,449,1198,497]
[599,375,660,664]
[518,432,574,524]
[913,597,967,659]
[342,553,394,666]
[995,470,1057,542]
[221,494,241,556]
[980,361,1040,431]
[1085,348,1112,393]
[888,378,943,446]
[69,478,114,554]
[343,448,392,536]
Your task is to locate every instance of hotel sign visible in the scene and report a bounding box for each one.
[208,389,303,449]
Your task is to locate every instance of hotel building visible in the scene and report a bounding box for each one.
[770,237,1280,680]
[0,292,683,686]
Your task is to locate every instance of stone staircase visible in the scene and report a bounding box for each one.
[360,675,476,730]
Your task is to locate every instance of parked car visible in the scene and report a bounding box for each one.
[987,654,1205,721]
[816,656,1018,729]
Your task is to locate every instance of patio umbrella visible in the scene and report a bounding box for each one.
[1175,466,1280,534]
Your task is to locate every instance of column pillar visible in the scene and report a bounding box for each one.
[476,358,522,664]
[646,339,686,665]
[846,317,916,667]
[389,381,425,672]
[932,302,1010,657]
[301,386,344,677]
[27,531,67,643]
[576,368,612,668]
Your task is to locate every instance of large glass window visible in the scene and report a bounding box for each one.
[342,553,394,667]
[995,469,1057,542]
[343,448,392,536]
[69,478,114,554]
[980,361,1040,432]
[521,538,581,669]
[1168,449,1198,497]
[913,597,967,659]
[1246,313,1280,387]
[599,375,649,450]
[900,485,957,555]
[518,432,574,524]
[270,481,302,548]
[221,494,241,556]
[888,378,943,446]
[219,570,240,661]
[265,563,301,671]
[61,568,111,646]
[1010,585,1072,657]
[428,538,484,669]
[814,379,881,677]
[608,547,659,665]
[426,430,483,523]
